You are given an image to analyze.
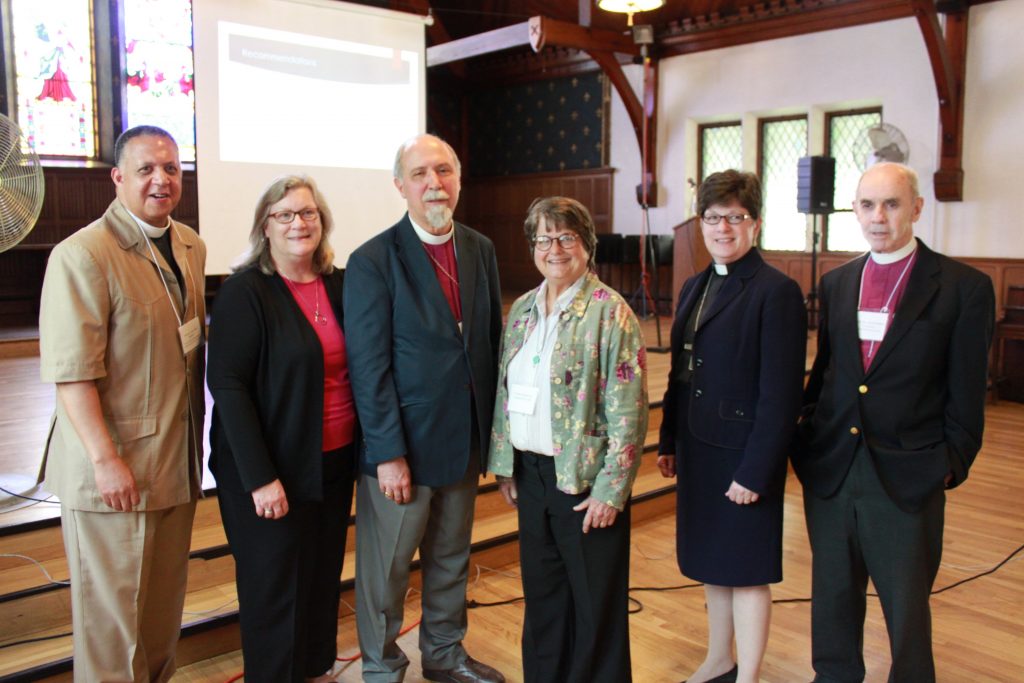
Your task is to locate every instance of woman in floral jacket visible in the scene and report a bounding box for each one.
[489,196,648,683]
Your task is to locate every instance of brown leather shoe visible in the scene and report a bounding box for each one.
[423,655,506,683]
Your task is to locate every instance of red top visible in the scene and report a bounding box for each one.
[282,277,356,451]
[423,240,462,322]
[858,250,917,371]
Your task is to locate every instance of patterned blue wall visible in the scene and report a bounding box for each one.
[466,72,607,176]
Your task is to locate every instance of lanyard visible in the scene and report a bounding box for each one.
[136,222,195,327]
[857,252,915,314]
[857,252,915,358]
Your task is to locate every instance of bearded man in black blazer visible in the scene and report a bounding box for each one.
[795,162,995,682]
[344,135,505,683]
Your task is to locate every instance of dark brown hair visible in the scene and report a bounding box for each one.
[697,170,763,220]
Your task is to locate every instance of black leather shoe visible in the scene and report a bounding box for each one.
[682,664,739,683]
[423,655,506,683]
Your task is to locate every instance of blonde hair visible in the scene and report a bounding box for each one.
[234,175,335,275]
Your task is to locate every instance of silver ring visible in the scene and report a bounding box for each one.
[264,508,272,515]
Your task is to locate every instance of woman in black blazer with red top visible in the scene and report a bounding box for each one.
[657,170,806,683]
[208,175,357,683]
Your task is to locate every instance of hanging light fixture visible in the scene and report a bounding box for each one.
[597,0,665,27]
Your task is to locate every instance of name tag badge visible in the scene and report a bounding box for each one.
[508,383,539,415]
[178,316,202,355]
[857,310,889,342]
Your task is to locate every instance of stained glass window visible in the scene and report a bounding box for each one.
[123,0,196,162]
[759,117,808,251]
[826,109,883,252]
[10,0,96,157]
[699,122,742,183]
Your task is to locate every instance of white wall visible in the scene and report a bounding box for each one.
[608,1,1024,259]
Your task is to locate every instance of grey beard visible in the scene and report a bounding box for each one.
[425,205,453,230]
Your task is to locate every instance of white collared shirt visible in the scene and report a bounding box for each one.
[507,274,587,456]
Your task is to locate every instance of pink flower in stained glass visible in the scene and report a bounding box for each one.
[37,62,76,102]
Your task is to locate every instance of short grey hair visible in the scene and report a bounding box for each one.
[393,134,462,180]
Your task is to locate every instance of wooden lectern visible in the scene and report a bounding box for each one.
[671,216,711,312]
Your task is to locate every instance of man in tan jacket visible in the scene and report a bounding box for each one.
[39,125,205,682]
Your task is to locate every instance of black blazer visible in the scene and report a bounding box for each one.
[343,215,502,487]
[658,248,807,494]
[207,266,353,503]
[794,239,995,512]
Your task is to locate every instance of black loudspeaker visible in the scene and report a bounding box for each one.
[797,156,836,214]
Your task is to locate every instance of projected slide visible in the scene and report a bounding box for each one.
[217,21,419,169]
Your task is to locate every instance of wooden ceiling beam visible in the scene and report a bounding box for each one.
[427,15,640,68]
[427,21,532,67]
[528,16,640,56]
[912,0,968,201]
[659,0,913,56]
[588,50,659,206]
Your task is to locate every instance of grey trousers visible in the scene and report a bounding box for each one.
[355,461,479,682]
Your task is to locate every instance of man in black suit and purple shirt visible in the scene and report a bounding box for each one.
[795,162,995,682]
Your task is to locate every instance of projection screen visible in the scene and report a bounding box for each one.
[193,0,427,274]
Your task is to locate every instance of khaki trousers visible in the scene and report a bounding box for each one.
[61,500,196,683]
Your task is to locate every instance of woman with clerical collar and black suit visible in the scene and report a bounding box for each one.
[489,197,648,683]
[207,175,356,683]
[657,170,807,683]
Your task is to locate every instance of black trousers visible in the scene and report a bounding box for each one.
[515,450,632,683]
[218,445,356,683]
[804,444,945,683]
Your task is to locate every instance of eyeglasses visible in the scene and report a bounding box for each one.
[269,208,320,224]
[702,213,752,226]
[532,233,579,251]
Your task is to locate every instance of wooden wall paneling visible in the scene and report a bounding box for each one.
[462,168,615,293]
[0,167,200,326]
[717,251,1024,320]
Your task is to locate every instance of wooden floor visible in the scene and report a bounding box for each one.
[1,317,1022,681]
[170,400,1024,682]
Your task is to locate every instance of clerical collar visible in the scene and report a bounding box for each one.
[126,209,171,239]
[870,238,917,265]
[713,263,729,276]
[410,215,454,245]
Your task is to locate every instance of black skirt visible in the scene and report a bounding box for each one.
[671,386,785,586]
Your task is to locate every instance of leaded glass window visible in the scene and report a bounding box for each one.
[123,0,196,162]
[759,117,808,251]
[826,109,882,252]
[699,122,742,183]
[9,0,96,157]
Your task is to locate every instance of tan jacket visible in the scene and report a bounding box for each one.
[39,200,206,511]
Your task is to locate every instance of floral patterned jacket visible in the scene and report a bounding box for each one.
[489,271,648,510]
